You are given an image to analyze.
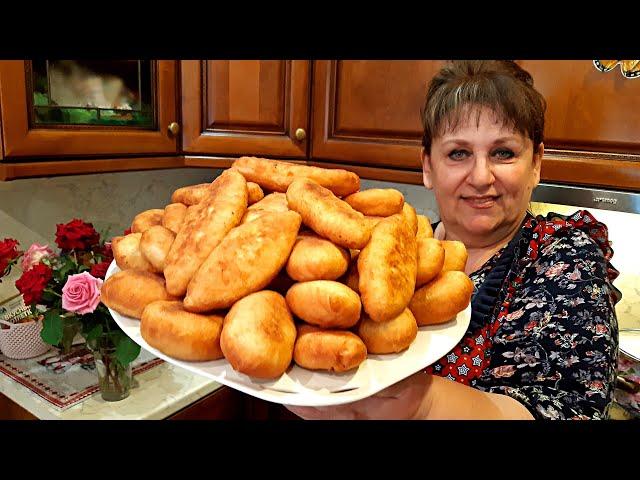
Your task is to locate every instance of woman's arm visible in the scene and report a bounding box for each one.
[416,374,534,419]
[287,370,534,420]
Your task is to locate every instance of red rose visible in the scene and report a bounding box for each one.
[98,242,113,262]
[90,260,111,279]
[123,228,132,235]
[15,263,53,305]
[55,219,100,252]
[0,238,22,278]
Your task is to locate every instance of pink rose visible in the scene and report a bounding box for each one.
[21,243,55,271]
[62,272,103,314]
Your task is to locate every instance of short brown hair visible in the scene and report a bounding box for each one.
[420,60,546,154]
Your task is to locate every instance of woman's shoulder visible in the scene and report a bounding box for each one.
[517,209,622,302]
[520,209,615,264]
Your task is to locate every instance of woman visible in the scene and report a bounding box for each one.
[287,60,621,420]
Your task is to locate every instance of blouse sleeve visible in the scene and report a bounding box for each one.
[483,227,620,420]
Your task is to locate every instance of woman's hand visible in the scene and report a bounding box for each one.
[286,371,535,420]
[285,370,433,420]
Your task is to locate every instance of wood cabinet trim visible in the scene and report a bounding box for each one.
[0,156,185,181]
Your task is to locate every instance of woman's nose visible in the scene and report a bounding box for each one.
[467,156,495,187]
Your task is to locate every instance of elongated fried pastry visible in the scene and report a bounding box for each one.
[141,301,224,361]
[357,308,418,354]
[184,211,301,312]
[221,291,296,379]
[164,169,248,297]
[285,233,350,281]
[416,214,434,239]
[286,177,371,250]
[232,156,360,197]
[112,233,155,272]
[409,270,473,326]
[101,269,178,319]
[285,280,361,329]
[416,237,445,287]
[344,189,404,217]
[293,324,367,373]
[139,225,175,273]
[162,203,188,234]
[131,209,164,234]
[401,203,418,235]
[358,215,417,322]
[441,240,468,272]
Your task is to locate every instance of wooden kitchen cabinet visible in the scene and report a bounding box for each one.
[181,60,311,159]
[520,60,640,190]
[0,60,179,159]
[311,60,447,171]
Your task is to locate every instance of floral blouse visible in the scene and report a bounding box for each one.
[426,210,621,420]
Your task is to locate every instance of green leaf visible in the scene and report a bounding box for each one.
[85,324,103,342]
[115,336,140,367]
[41,309,64,346]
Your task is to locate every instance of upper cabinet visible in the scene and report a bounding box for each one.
[520,60,640,155]
[0,60,179,158]
[311,60,446,170]
[181,60,310,158]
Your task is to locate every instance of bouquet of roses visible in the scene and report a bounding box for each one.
[0,219,140,368]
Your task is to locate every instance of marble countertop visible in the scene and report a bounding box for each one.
[0,362,223,420]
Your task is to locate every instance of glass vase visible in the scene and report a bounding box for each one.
[88,337,133,402]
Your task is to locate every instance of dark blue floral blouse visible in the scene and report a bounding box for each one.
[426,210,621,420]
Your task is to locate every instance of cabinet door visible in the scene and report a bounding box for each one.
[181,60,310,158]
[311,60,446,170]
[519,60,640,190]
[0,60,178,158]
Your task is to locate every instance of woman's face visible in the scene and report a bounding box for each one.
[422,106,543,246]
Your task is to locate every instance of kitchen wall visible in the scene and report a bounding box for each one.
[0,168,441,301]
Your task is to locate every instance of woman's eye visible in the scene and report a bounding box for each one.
[493,149,515,160]
[448,149,469,161]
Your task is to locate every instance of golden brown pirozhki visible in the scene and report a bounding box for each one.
[162,203,188,234]
[285,280,361,329]
[409,270,473,326]
[139,225,175,273]
[141,301,224,361]
[164,169,248,297]
[358,215,417,322]
[232,156,360,197]
[101,269,178,319]
[293,324,367,373]
[401,203,418,235]
[285,233,350,281]
[221,291,296,379]
[184,211,301,312]
[241,192,289,224]
[441,240,468,272]
[286,177,371,250]
[131,209,164,234]
[416,237,445,287]
[112,233,155,273]
[357,308,418,354]
[344,188,404,217]
[416,214,434,239]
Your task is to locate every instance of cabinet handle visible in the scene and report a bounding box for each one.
[295,128,306,141]
[168,122,181,136]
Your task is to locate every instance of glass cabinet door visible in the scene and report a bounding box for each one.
[0,60,178,158]
[29,60,155,128]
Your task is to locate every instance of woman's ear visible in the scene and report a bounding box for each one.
[421,148,433,189]
[532,142,543,188]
